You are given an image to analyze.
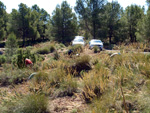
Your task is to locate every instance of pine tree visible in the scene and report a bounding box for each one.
[75,0,106,39]
[0,1,7,40]
[104,1,122,44]
[125,5,144,42]
[52,1,78,43]
[5,33,18,62]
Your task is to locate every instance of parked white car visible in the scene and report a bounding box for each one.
[72,38,85,46]
[89,39,103,50]
[74,36,84,40]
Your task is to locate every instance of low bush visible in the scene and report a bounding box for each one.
[12,48,36,68]
[49,69,66,88]
[36,44,55,54]
[32,71,49,84]
[0,68,32,86]
[54,74,78,97]
[2,94,49,113]
[0,55,6,65]
[69,55,91,76]
[69,45,83,54]
[37,47,49,54]
[82,67,109,103]
[29,71,53,95]
[15,94,48,113]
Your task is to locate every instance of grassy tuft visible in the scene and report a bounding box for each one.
[82,67,109,103]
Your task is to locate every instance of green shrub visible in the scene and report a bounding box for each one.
[36,44,55,54]
[12,48,36,68]
[0,68,32,86]
[5,94,49,113]
[0,55,6,65]
[19,94,48,113]
[49,69,66,88]
[70,45,83,54]
[37,47,49,54]
[55,75,78,97]
[32,71,49,84]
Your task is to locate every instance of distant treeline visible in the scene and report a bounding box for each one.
[0,0,150,46]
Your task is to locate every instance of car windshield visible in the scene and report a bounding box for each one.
[74,39,84,42]
[75,36,84,39]
[92,40,102,43]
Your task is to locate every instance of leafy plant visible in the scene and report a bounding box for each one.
[0,55,6,65]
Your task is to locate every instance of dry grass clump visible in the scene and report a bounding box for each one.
[139,63,150,78]
[42,59,66,70]
[15,94,49,113]
[113,43,147,52]
[82,65,109,103]
[68,55,91,77]
[69,44,83,54]
[28,71,52,95]
[48,69,78,97]
[53,74,78,97]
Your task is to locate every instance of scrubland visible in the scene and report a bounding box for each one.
[0,42,150,113]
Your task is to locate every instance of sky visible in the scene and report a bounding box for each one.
[0,0,148,15]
